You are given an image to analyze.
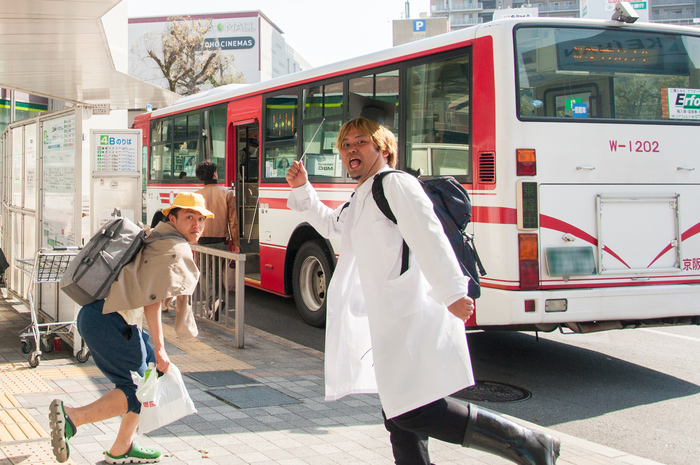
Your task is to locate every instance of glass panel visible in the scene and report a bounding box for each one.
[14,100,46,122]
[375,70,400,132]
[162,118,171,141]
[243,130,259,181]
[264,145,296,179]
[349,72,399,132]
[11,127,22,207]
[266,94,297,140]
[302,120,343,179]
[516,26,700,121]
[349,75,373,95]
[23,215,35,271]
[174,140,200,180]
[150,121,159,143]
[0,97,10,134]
[304,85,323,119]
[208,105,227,180]
[406,55,471,180]
[24,123,36,210]
[174,115,188,140]
[324,82,344,116]
[149,144,172,181]
[151,118,171,143]
[188,113,201,138]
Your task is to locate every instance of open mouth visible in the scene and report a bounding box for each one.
[349,158,361,169]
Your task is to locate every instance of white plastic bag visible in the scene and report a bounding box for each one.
[131,362,196,434]
[132,363,159,404]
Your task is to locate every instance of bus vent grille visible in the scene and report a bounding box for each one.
[478,153,496,184]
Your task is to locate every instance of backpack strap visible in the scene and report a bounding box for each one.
[372,171,410,275]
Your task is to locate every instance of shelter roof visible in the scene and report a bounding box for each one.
[0,0,179,110]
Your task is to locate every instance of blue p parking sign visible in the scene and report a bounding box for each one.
[414,20,426,32]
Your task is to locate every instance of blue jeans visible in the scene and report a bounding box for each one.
[76,300,155,414]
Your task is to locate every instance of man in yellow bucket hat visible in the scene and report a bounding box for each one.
[49,193,213,465]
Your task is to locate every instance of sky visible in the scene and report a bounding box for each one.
[126,0,432,68]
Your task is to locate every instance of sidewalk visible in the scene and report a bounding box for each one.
[0,291,664,465]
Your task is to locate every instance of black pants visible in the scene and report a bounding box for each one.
[383,398,470,465]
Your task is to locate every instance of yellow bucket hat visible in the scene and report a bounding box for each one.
[162,192,215,218]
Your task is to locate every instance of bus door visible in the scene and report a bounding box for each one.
[234,122,260,280]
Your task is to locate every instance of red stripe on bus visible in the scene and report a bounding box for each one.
[471,206,517,224]
[261,198,348,210]
[648,220,700,267]
[483,277,700,292]
[540,215,630,269]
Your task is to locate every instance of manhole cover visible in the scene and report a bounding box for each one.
[450,380,531,402]
[186,370,257,387]
[207,386,301,409]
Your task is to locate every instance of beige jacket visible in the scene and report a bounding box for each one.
[196,182,240,247]
[103,222,200,339]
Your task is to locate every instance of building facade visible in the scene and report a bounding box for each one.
[0,91,51,135]
[128,11,311,94]
[429,0,700,27]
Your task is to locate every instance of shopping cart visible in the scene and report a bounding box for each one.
[17,247,90,368]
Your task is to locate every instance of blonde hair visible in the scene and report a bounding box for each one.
[336,117,397,168]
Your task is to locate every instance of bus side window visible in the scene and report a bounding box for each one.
[264,93,299,180]
[405,55,472,182]
[348,70,400,135]
[302,119,342,179]
[208,105,227,181]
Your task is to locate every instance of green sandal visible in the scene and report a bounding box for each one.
[104,442,162,464]
[48,399,77,463]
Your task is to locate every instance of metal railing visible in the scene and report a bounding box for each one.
[190,245,246,348]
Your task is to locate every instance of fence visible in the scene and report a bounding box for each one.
[190,245,246,348]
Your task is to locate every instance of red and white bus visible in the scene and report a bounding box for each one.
[133,17,700,331]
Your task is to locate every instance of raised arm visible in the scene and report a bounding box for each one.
[286,160,308,188]
[286,161,350,239]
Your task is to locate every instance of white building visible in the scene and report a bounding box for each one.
[128,11,312,94]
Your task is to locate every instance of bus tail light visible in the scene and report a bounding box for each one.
[519,234,540,290]
[516,149,536,176]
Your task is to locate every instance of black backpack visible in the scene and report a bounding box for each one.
[372,170,486,299]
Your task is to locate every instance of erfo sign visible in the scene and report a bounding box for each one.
[665,88,700,120]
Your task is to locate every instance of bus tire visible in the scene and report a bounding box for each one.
[292,241,332,327]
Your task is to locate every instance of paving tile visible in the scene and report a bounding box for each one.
[0,296,669,465]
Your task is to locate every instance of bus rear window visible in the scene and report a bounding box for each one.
[515,26,700,122]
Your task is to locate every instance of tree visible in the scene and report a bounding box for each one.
[141,16,244,96]
[614,75,687,120]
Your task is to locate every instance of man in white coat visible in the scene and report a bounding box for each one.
[286,117,559,465]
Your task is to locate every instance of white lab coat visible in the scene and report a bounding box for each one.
[288,166,474,418]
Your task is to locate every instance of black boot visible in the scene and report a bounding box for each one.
[462,404,560,465]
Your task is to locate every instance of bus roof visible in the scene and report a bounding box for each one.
[148,17,700,119]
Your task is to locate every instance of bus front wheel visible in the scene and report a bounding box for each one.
[292,241,331,327]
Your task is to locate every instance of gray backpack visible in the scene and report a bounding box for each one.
[60,216,183,306]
